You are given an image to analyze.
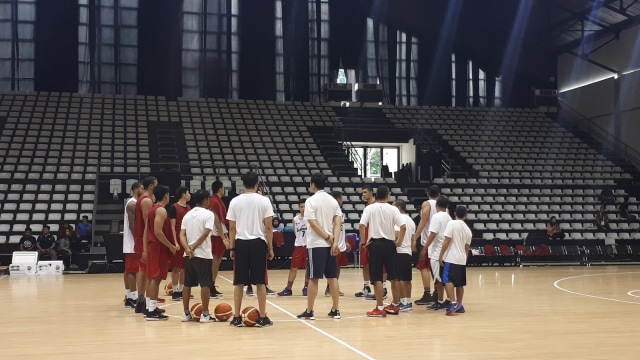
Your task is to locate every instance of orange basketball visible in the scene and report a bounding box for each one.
[214,303,233,322]
[241,306,259,327]
[164,282,174,296]
[190,302,203,321]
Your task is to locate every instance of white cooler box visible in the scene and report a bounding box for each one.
[10,251,39,275]
[37,261,65,275]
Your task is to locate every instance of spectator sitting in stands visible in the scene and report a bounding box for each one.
[57,228,79,269]
[598,187,615,204]
[619,197,636,221]
[76,215,93,244]
[19,228,37,251]
[595,206,610,231]
[272,217,285,232]
[37,225,57,260]
[58,222,73,239]
[546,216,565,240]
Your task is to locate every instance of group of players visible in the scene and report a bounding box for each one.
[120,171,472,326]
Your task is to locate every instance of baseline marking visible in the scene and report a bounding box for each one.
[553,272,640,305]
[0,275,8,280]
[219,275,375,360]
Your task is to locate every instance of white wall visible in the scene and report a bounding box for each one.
[557,23,640,154]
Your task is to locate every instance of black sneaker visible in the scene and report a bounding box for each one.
[256,316,273,327]
[230,316,243,327]
[328,309,341,319]
[297,310,315,320]
[172,292,181,301]
[414,293,432,305]
[266,287,276,295]
[383,288,388,299]
[125,299,136,309]
[430,291,439,303]
[355,285,372,297]
[135,301,145,314]
[441,299,451,308]
[210,286,223,299]
[145,309,169,321]
[246,285,254,296]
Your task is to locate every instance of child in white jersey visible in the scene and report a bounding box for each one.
[278,199,310,296]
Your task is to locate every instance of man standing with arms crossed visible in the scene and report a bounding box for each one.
[227,171,275,327]
[359,186,406,317]
[297,173,342,320]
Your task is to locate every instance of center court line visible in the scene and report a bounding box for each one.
[219,275,375,360]
[554,271,640,305]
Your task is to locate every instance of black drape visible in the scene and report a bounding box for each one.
[240,0,275,100]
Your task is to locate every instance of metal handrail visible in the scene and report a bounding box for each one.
[334,118,364,177]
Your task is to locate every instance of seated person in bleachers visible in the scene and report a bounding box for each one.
[619,197,636,221]
[58,222,73,240]
[598,187,615,204]
[546,216,565,240]
[19,228,37,251]
[57,228,79,269]
[76,215,93,244]
[272,217,285,232]
[36,225,57,260]
[595,206,610,231]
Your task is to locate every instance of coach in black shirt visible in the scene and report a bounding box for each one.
[36,225,57,260]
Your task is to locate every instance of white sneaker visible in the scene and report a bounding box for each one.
[181,313,193,322]
[199,314,215,323]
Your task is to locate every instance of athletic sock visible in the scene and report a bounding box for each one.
[203,311,209,317]
[286,281,294,289]
[176,285,183,292]
[126,290,131,299]
[364,281,370,287]
[424,288,430,295]
[377,305,384,311]
[130,291,138,300]
[401,298,408,305]
[382,282,387,289]
[137,295,144,303]
[148,300,157,312]
[146,297,150,309]
[185,310,191,316]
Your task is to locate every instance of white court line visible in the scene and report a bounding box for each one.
[0,275,8,280]
[553,271,640,305]
[626,290,640,298]
[219,276,375,360]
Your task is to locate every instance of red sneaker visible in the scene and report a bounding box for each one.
[384,304,399,315]
[366,308,387,317]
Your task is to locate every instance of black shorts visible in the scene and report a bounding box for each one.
[307,247,338,279]
[367,239,397,282]
[441,262,466,287]
[184,256,213,288]
[233,239,268,286]
[395,253,412,281]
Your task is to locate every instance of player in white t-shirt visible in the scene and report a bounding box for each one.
[425,196,453,311]
[297,173,342,321]
[277,198,310,296]
[179,190,216,323]
[411,185,440,305]
[359,186,406,317]
[123,181,144,308]
[392,199,416,312]
[439,205,473,316]
[227,171,275,328]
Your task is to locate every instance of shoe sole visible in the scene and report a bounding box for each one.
[329,316,341,319]
[366,314,386,317]
[399,308,413,312]
[385,311,399,315]
[145,317,168,321]
[297,317,315,320]
[256,323,273,327]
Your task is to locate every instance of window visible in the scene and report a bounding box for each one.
[275,0,284,101]
[409,36,418,106]
[396,31,407,105]
[495,75,503,107]
[181,0,239,99]
[366,17,377,84]
[78,0,139,95]
[451,53,456,106]
[479,68,486,107]
[0,0,36,91]
[467,59,473,107]
[350,146,399,178]
[309,0,329,102]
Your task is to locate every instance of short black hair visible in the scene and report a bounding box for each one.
[142,176,157,189]
[299,197,307,205]
[242,171,260,189]
[25,227,32,232]
[362,184,373,192]
[310,173,327,189]
[436,195,450,210]
[427,185,440,198]
[394,198,406,212]
[211,180,224,194]
[455,205,468,219]
[43,225,50,230]
[192,189,211,206]
[375,186,390,200]
[176,186,189,198]
[81,215,88,220]
[153,185,171,203]
[131,181,142,192]
[330,190,342,200]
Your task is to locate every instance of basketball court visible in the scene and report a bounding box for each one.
[1,265,639,359]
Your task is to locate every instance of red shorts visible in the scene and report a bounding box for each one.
[337,251,349,267]
[136,252,146,273]
[290,246,307,269]
[124,253,139,273]
[211,235,226,259]
[416,255,431,271]
[360,245,369,266]
[169,249,185,269]
[146,242,171,280]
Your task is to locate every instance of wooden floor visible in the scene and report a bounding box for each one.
[2,265,640,359]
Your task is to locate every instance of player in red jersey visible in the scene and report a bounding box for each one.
[168,187,191,301]
[208,181,230,299]
[145,185,178,320]
[134,176,157,314]
[355,185,376,298]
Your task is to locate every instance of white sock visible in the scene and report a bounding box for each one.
[149,300,157,312]
[383,282,387,289]
[377,305,384,310]
[146,297,150,309]
[130,291,138,299]
[126,289,131,299]
[177,284,184,292]
[364,281,370,287]
[400,298,408,305]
